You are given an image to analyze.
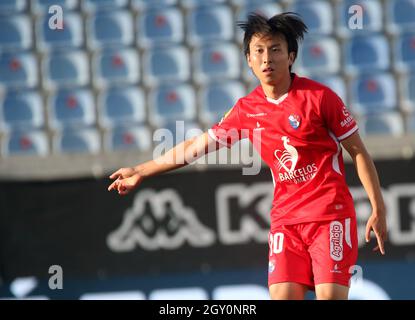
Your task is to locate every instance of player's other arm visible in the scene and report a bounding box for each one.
[108,131,221,195]
[341,131,387,255]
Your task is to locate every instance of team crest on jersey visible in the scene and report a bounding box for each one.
[288,114,301,129]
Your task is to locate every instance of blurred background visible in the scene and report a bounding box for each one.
[0,0,414,299]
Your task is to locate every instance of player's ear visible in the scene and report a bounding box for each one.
[246,53,252,68]
[288,52,295,66]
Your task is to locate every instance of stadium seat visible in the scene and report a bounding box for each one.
[93,48,140,88]
[36,12,83,50]
[349,73,397,115]
[187,5,234,45]
[296,36,340,76]
[386,0,415,33]
[104,125,152,151]
[48,88,95,129]
[344,34,390,75]
[31,0,78,13]
[43,51,89,89]
[0,90,44,131]
[157,120,203,145]
[0,0,27,14]
[193,42,241,84]
[0,16,32,51]
[287,0,333,35]
[311,75,347,105]
[137,7,184,48]
[98,86,146,128]
[359,112,404,137]
[87,11,133,49]
[148,84,196,126]
[181,0,225,8]
[3,130,49,156]
[199,80,246,126]
[131,0,178,10]
[394,32,415,72]
[0,52,38,89]
[231,0,271,6]
[54,128,100,154]
[401,73,415,112]
[143,45,190,87]
[82,0,128,11]
[236,2,283,43]
[337,0,383,37]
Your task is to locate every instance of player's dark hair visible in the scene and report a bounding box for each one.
[238,12,308,70]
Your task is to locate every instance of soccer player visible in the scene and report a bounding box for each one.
[108,13,387,300]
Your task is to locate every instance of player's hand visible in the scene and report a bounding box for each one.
[365,210,387,255]
[108,167,143,195]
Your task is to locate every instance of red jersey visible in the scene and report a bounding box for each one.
[208,74,358,230]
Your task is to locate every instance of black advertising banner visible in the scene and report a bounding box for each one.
[0,158,415,299]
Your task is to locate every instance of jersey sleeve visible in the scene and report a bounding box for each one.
[208,100,244,148]
[321,88,358,141]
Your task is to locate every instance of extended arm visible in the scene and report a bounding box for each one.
[108,131,221,195]
[341,131,387,255]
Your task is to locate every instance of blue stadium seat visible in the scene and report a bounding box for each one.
[401,73,415,112]
[193,42,241,84]
[131,0,177,10]
[159,121,203,145]
[337,0,383,37]
[93,48,140,88]
[387,0,415,33]
[143,45,190,86]
[0,0,27,14]
[394,32,415,72]
[199,80,246,126]
[54,128,100,154]
[0,52,38,89]
[236,2,283,43]
[87,11,133,49]
[137,7,184,48]
[288,0,333,35]
[43,51,89,89]
[32,0,78,13]
[36,12,83,50]
[311,75,347,105]
[296,36,340,76]
[48,88,95,129]
[82,0,128,11]
[187,5,234,45]
[98,86,146,128]
[350,73,397,115]
[0,90,44,130]
[181,0,225,8]
[231,0,271,5]
[104,125,152,151]
[149,84,196,126]
[3,130,49,156]
[344,35,390,75]
[360,112,404,137]
[0,16,32,51]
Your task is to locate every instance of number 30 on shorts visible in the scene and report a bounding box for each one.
[269,232,284,256]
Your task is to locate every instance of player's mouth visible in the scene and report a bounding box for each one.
[262,67,274,74]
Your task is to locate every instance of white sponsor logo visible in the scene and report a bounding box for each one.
[274,136,317,184]
[330,264,342,273]
[246,112,267,118]
[107,189,215,251]
[330,221,343,261]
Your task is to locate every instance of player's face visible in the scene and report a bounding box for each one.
[246,33,295,86]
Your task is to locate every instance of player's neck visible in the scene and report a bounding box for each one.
[262,73,293,100]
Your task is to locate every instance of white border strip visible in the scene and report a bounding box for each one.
[337,124,358,141]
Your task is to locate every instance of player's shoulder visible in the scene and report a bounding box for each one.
[294,74,342,103]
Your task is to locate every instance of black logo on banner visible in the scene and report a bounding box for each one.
[107,189,215,251]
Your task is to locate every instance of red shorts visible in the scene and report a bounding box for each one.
[268,216,358,289]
